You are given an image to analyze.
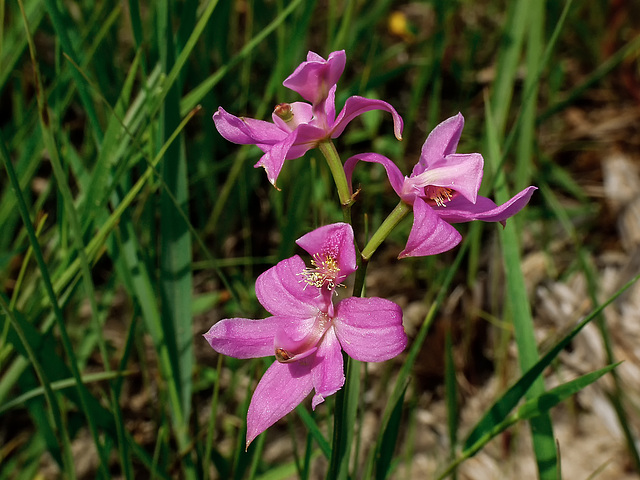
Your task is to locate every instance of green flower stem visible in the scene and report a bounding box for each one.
[352,256,369,299]
[318,140,353,207]
[361,201,411,261]
[317,139,360,479]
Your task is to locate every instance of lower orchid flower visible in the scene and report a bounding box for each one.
[204,224,407,447]
[213,50,403,187]
[345,113,537,258]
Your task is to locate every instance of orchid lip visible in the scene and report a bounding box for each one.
[274,311,332,363]
[275,346,317,363]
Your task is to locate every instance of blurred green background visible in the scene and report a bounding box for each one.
[1,0,640,478]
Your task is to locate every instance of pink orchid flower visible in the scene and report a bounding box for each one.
[213,50,404,187]
[345,113,537,258]
[204,223,407,447]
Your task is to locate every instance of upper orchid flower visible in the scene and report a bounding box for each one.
[213,50,404,187]
[204,223,406,447]
[345,113,537,258]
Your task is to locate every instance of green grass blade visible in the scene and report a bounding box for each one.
[0,370,132,415]
[463,270,640,450]
[157,0,194,430]
[444,327,458,478]
[374,380,408,480]
[515,363,621,423]
[42,0,104,143]
[0,294,76,478]
[295,405,331,459]
[440,363,621,480]
[540,183,640,470]
[326,355,360,480]
[180,0,304,115]
[515,0,544,191]
[539,33,640,123]
[485,95,557,478]
[487,0,528,138]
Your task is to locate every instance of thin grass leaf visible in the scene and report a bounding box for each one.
[0,293,76,478]
[0,370,132,415]
[295,405,331,459]
[42,0,104,143]
[366,239,469,478]
[463,270,640,450]
[485,75,557,480]
[515,363,620,422]
[0,0,44,95]
[444,327,458,478]
[374,380,408,480]
[538,33,640,123]
[254,451,322,480]
[515,0,544,191]
[326,355,360,480]
[2,85,109,476]
[540,183,640,470]
[438,363,620,480]
[157,0,195,439]
[203,355,224,479]
[180,0,305,115]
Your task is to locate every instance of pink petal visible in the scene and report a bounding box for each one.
[405,153,483,204]
[213,107,286,145]
[295,223,357,284]
[414,113,464,173]
[399,198,462,258]
[435,186,537,225]
[344,153,405,197]
[253,124,327,186]
[254,130,299,186]
[331,96,404,141]
[255,256,325,317]
[286,123,327,153]
[311,327,345,408]
[273,310,330,361]
[283,50,346,105]
[313,85,337,129]
[332,297,407,362]
[246,360,314,447]
[271,102,314,131]
[204,316,283,358]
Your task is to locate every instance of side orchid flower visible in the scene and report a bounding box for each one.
[213,50,404,187]
[204,223,407,447]
[345,113,537,258]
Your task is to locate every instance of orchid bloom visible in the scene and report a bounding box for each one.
[213,50,404,187]
[204,223,407,447]
[345,113,537,258]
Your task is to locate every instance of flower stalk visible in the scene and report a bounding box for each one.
[318,140,352,207]
[361,201,411,260]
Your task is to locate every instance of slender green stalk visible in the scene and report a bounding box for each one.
[326,354,360,480]
[203,355,224,479]
[361,201,411,260]
[318,140,353,207]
